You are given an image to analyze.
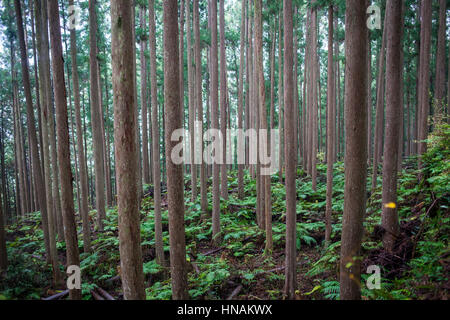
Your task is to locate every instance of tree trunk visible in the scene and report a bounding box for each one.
[149,0,164,267]
[69,0,91,253]
[140,6,150,186]
[417,0,432,171]
[435,0,446,110]
[194,0,207,213]
[339,0,368,300]
[325,6,335,245]
[35,0,63,284]
[283,0,297,300]
[186,0,197,202]
[48,0,81,300]
[381,0,402,253]
[237,0,246,199]
[278,11,284,183]
[371,17,387,193]
[163,0,188,299]
[211,0,221,242]
[111,0,146,300]
[89,0,106,231]
[219,0,228,201]
[14,0,50,261]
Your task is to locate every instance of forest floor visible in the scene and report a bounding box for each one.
[1,123,449,300]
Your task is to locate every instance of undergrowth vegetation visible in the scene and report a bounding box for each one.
[1,123,448,300]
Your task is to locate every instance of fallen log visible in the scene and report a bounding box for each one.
[96,287,115,300]
[91,289,105,300]
[227,285,243,300]
[42,289,69,301]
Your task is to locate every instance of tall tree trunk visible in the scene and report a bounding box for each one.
[381,0,402,253]
[89,0,106,231]
[48,0,81,300]
[219,0,228,201]
[278,11,284,183]
[35,0,63,284]
[339,0,368,300]
[14,0,50,261]
[417,0,432,171]
[140,6,150,186]
[69,0,91,253]
[186,0,197,202]
[211,0,221,242]
[283,0,297,300]
[163,0,188,299]
[325,5,335,245]
[0,170,7,272]
[194,0,207,213]
[237,0,246,199]
[254,0,271,254]
[149,0,164,266]
[435,0,446,111]
[371,18,387,193]
[111,0,146,300]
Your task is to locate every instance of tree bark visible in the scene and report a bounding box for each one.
[149,0,164,267]
[325,6,335,245]
[140,6,150,186]
[435,0,446,110]
[111,0,146,300]
[339,0,368,300]
[371,16,387,193]
[211,0,221,242]
[35,0,63,284]
[89,0,106,231]
[237,0,246,199]
[163,0,188,299]
[381,0,402,253]
[68,0,91,253]
[13,0,50,260]
[283,0,297,300]
[48,0,81,300]
[219,0,228,201]
[417,0,432,171]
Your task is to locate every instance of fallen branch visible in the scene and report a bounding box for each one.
[96,287,115,300]
[227,285,243,300]
[42,289,69,301]
[203,247,225,256]
[91,289,105,300]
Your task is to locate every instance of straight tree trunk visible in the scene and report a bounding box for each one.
[111,0,146,300]
[325,5,335,245]
[434,0,446,110]
[371,18,387,193]
[237,0,246,199]
[211,0,221,242]
[14,0,50,260]
[381,0,402,253]
[219,0,228,200]
[163,0,188,299]
[283,0,297,300]
[35,0,63,284]
[69,0,91,253]
[278,11,284,183]
[254,0,271,254]
[339,0,368,300]
[194,0,207,213]
[417,0,432,171]
[0,174,6,272]
[140,6,150,185]
[89,0,106,231]
[48,0,81,300]
[186,0,197,202]
[149,0,164,266]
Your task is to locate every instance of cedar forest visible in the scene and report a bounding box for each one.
[0,0,448,301]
